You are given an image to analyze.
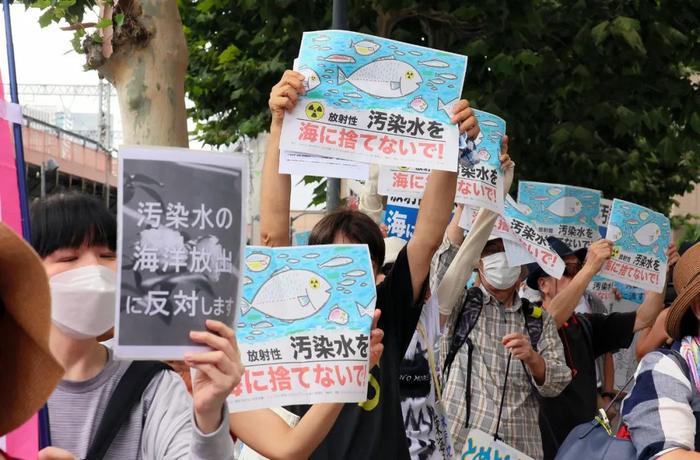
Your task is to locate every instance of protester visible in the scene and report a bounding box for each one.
[30,192,239,459]
[259,69,479,459]
[431,141,571,459]
[527,237,669,459]
[622,242,700,459]
[0,222,63,460]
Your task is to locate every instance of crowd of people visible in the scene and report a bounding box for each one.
[0,68,699,460]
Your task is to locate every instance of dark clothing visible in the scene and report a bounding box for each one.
[287,246,427,460]
[541,311,636,459]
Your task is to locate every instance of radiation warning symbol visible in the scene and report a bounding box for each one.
[305,101,325,120]
[612,246,621,259]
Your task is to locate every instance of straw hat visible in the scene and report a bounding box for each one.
[666,242,700,341]
[0,222,63,435]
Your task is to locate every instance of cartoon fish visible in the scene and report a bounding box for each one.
[318,54,356,64]
[409,96,428,112]
[251,330,264,336]
[519,204,533,216]
[319,46,331,51]
[389,45,398,50]
[606,223,623,242]
[533,196,550,201]
[319,256,353,268]
[548,187,563,196]
[328,306,349,325]
[477,149,490,162]
[298,67,321,92]
[288,258,300,264]
[409,51,423,56]
[633,222,662,246]
[278,254,289,259]
[627,220,639,225]
[394,51,406,56]
[313,34,330,43]
[339,98,351,103]
[253,321,273,329]
[238,322,247,328]
[356,300,374,318]
[437,97,459,118]
[241,267,331,321]
[344,92,362,99]
[639,211,649,221]
[328,89,339,94]
[303,253,320,259]
[340,279,356,286]
[438,73,457,80]
[419,59,449,68]
[243,276,253,286]
[350,39,380,56]
[337,57,423,99]
[344,270,367,277]
[547,197,583,217]
[245,252,271,272]
[430,78,445,85]
[360,283,368,287]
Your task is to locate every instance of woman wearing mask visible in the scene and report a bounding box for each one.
[34,192,384,460]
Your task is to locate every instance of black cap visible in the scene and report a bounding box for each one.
[525,236,588,290]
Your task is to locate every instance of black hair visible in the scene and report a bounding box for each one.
[380,262,394,276]
[30,192,116,258]
[309,209,385,268]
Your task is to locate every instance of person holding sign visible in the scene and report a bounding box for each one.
[260,69,479,460]
[526,236,670,459]
[30,193,240,460]
[431,138,571,459]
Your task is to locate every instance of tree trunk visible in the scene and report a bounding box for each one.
[88,0,189,147]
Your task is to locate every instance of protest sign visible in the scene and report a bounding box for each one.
[462,429,534,460]
[518,181,601,250]
[280,30,468,171]
[599,199,670,293]
[293,230,311,246]
[384,195,421,241]
[458,206,514,242]
[279,150,370,180]
[115,146,246,360]
[595,198,613,237]
[503,195,565,279]
[588,276,617,312]
[228,244,376,411]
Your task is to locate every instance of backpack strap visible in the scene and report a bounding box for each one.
[85,361,171,460]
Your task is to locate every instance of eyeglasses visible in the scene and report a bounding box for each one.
[563,262,583,278]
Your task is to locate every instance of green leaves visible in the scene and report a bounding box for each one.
[95,18,113,29]
[609,17,646,56]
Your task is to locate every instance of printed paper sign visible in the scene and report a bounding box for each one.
[228,245,376,411]
[503,195,565,279]
[384,195,421,241]
[115,146,247,360]
[462,429,534,460]
[518,181,601,250]
[588,276,617,312]
[458,206,515,242]
[279,150,370,180]
[595,198,613,235]
[280,30,468,171]
[599,199,670,293]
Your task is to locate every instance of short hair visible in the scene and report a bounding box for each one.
[309,209,385,268]
[30,192,116,258]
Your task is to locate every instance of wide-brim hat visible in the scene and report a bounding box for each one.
[526,236,588,290]
[383,236,407,266]
[0,222,63,435]
[666,242,700,341]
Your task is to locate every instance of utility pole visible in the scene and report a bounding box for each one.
[325,0,347,213]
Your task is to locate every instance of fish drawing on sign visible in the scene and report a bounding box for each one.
[328,306,349,325]
[241,267,332,321]
[319,256,354,268]
[344,92,363,99]
[437,97,459,118]
[318,54,357,64]
[303,253,321,259]
[356,300,374,318]
[547,197,583,217]
[438,73,457,80]
[313,34,330,43]
[245,252,271,272]
[339,279,356,286]
[253,321,273,329]
[606,224,623,242]
[344,270,367,277]
[395,51,406,56]
[430,78,445,85]
[350,39,381,56]
[633,222,661,246]
[419,59,449,68]
[639,211,649,221]
[298,67,321,92]
[519,204,533,216]
[477,149,490,162]
[337,57,423,99]
[409,51,423,56]
[243,276,253,286]
[288,259,300,264]
[409,96,428,112]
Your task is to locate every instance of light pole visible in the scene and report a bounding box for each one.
[40,158,60,198]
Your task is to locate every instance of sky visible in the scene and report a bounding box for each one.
[0,4,319,210]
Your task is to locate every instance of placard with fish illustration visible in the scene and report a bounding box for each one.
[115,146,246,360]
[462,429,534,460]
[517,181,602,251]
[503,195,565,279]
[279,150,370,181]
[377,110,505,212]
[595,198,613,237]
[458,205,515,242]
[599,199,670,293]
[228,244,377,411]
[280,30,468,171]
[383,195,421,241]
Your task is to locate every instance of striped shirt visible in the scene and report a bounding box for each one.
[622,349,700,460]
[432,238,571,458]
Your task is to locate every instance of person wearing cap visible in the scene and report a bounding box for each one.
[621,242,700,459]
[0,222,63,459]
[430,145,570,459]
[526,236,667,459]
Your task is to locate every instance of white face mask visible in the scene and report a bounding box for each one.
[50,265,116,339]
[480,252,521,290]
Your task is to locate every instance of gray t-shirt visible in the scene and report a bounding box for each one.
[48,347,234,459]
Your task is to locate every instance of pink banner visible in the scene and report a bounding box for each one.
[3,414,39,459]
[0,70,22,234]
